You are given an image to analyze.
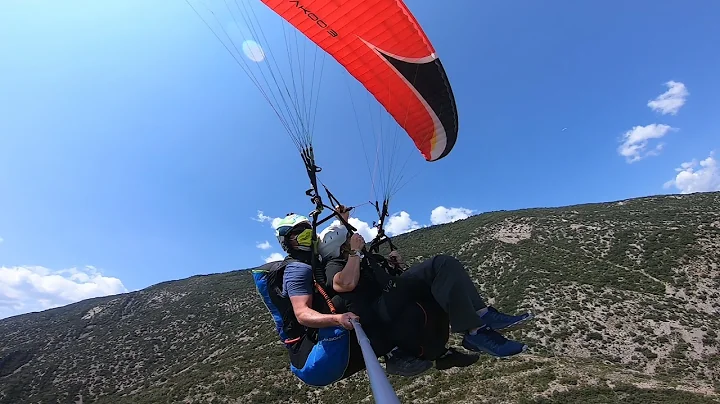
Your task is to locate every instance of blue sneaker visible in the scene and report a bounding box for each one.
[461,326,528,357]
[480,306,534,330]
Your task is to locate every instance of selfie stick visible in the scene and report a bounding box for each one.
[350,319,401,404]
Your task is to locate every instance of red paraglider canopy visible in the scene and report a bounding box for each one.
[261,0,458,162]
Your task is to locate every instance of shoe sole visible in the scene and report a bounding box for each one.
[461,341,529,358]
[495,344,529,360]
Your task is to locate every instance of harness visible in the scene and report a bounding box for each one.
[253,255,361,387]
[362,253,399,293]
[252,255,336,346]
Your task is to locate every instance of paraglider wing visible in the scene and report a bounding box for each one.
[261,0,459,161]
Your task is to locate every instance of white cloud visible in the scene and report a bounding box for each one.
[0,236,3,244]
[256,240,271,250]
[320,217,379,243]
[385,211,421,236]
[252,210,273,222]
[349,217,379,241]
[252,210,283,229]
[253,208,423,242]
[648,81,689,115]
[0,265,128,319]
[430,206,475,225]
[618,124,675,163]
[255,206,473,252]
[319,211,420,240]
[263,252,284,263]
[663,152,720,194]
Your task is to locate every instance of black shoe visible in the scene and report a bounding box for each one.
[435,347,480,370]
[384,349,433,377]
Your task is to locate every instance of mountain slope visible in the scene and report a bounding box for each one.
[1,192,719,404]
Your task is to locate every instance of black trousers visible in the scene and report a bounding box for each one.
[377,254,487,335]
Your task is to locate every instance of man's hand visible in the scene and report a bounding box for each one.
[291,294,355,329]
[336,312,360,330]
[349,233,365,251]
[336,204,351,222]
[388,250,404,267]
[333,233,364,293]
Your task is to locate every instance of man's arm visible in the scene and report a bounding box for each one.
[285,262,342,328]
[332,254,362,293]
[330,232,365,293]
[289,294,342,328]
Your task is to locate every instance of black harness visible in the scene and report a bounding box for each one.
[257,255,334,345]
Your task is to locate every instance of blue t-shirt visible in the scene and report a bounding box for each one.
[282,261,314,297]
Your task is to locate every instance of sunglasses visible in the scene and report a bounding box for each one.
[278,223,312,238]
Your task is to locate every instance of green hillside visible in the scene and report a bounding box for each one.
[1,192,719,404]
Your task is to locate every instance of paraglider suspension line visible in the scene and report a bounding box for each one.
[369,198,396,254]
[300,147,358,287]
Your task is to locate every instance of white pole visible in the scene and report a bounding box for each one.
[350,319,401,404]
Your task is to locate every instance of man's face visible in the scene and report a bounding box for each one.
[287,223,312,249]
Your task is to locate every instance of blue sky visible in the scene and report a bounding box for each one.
[1,0,719,318]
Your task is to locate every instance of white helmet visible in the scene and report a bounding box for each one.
[274,213,312,252]
[318,221,350,260]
